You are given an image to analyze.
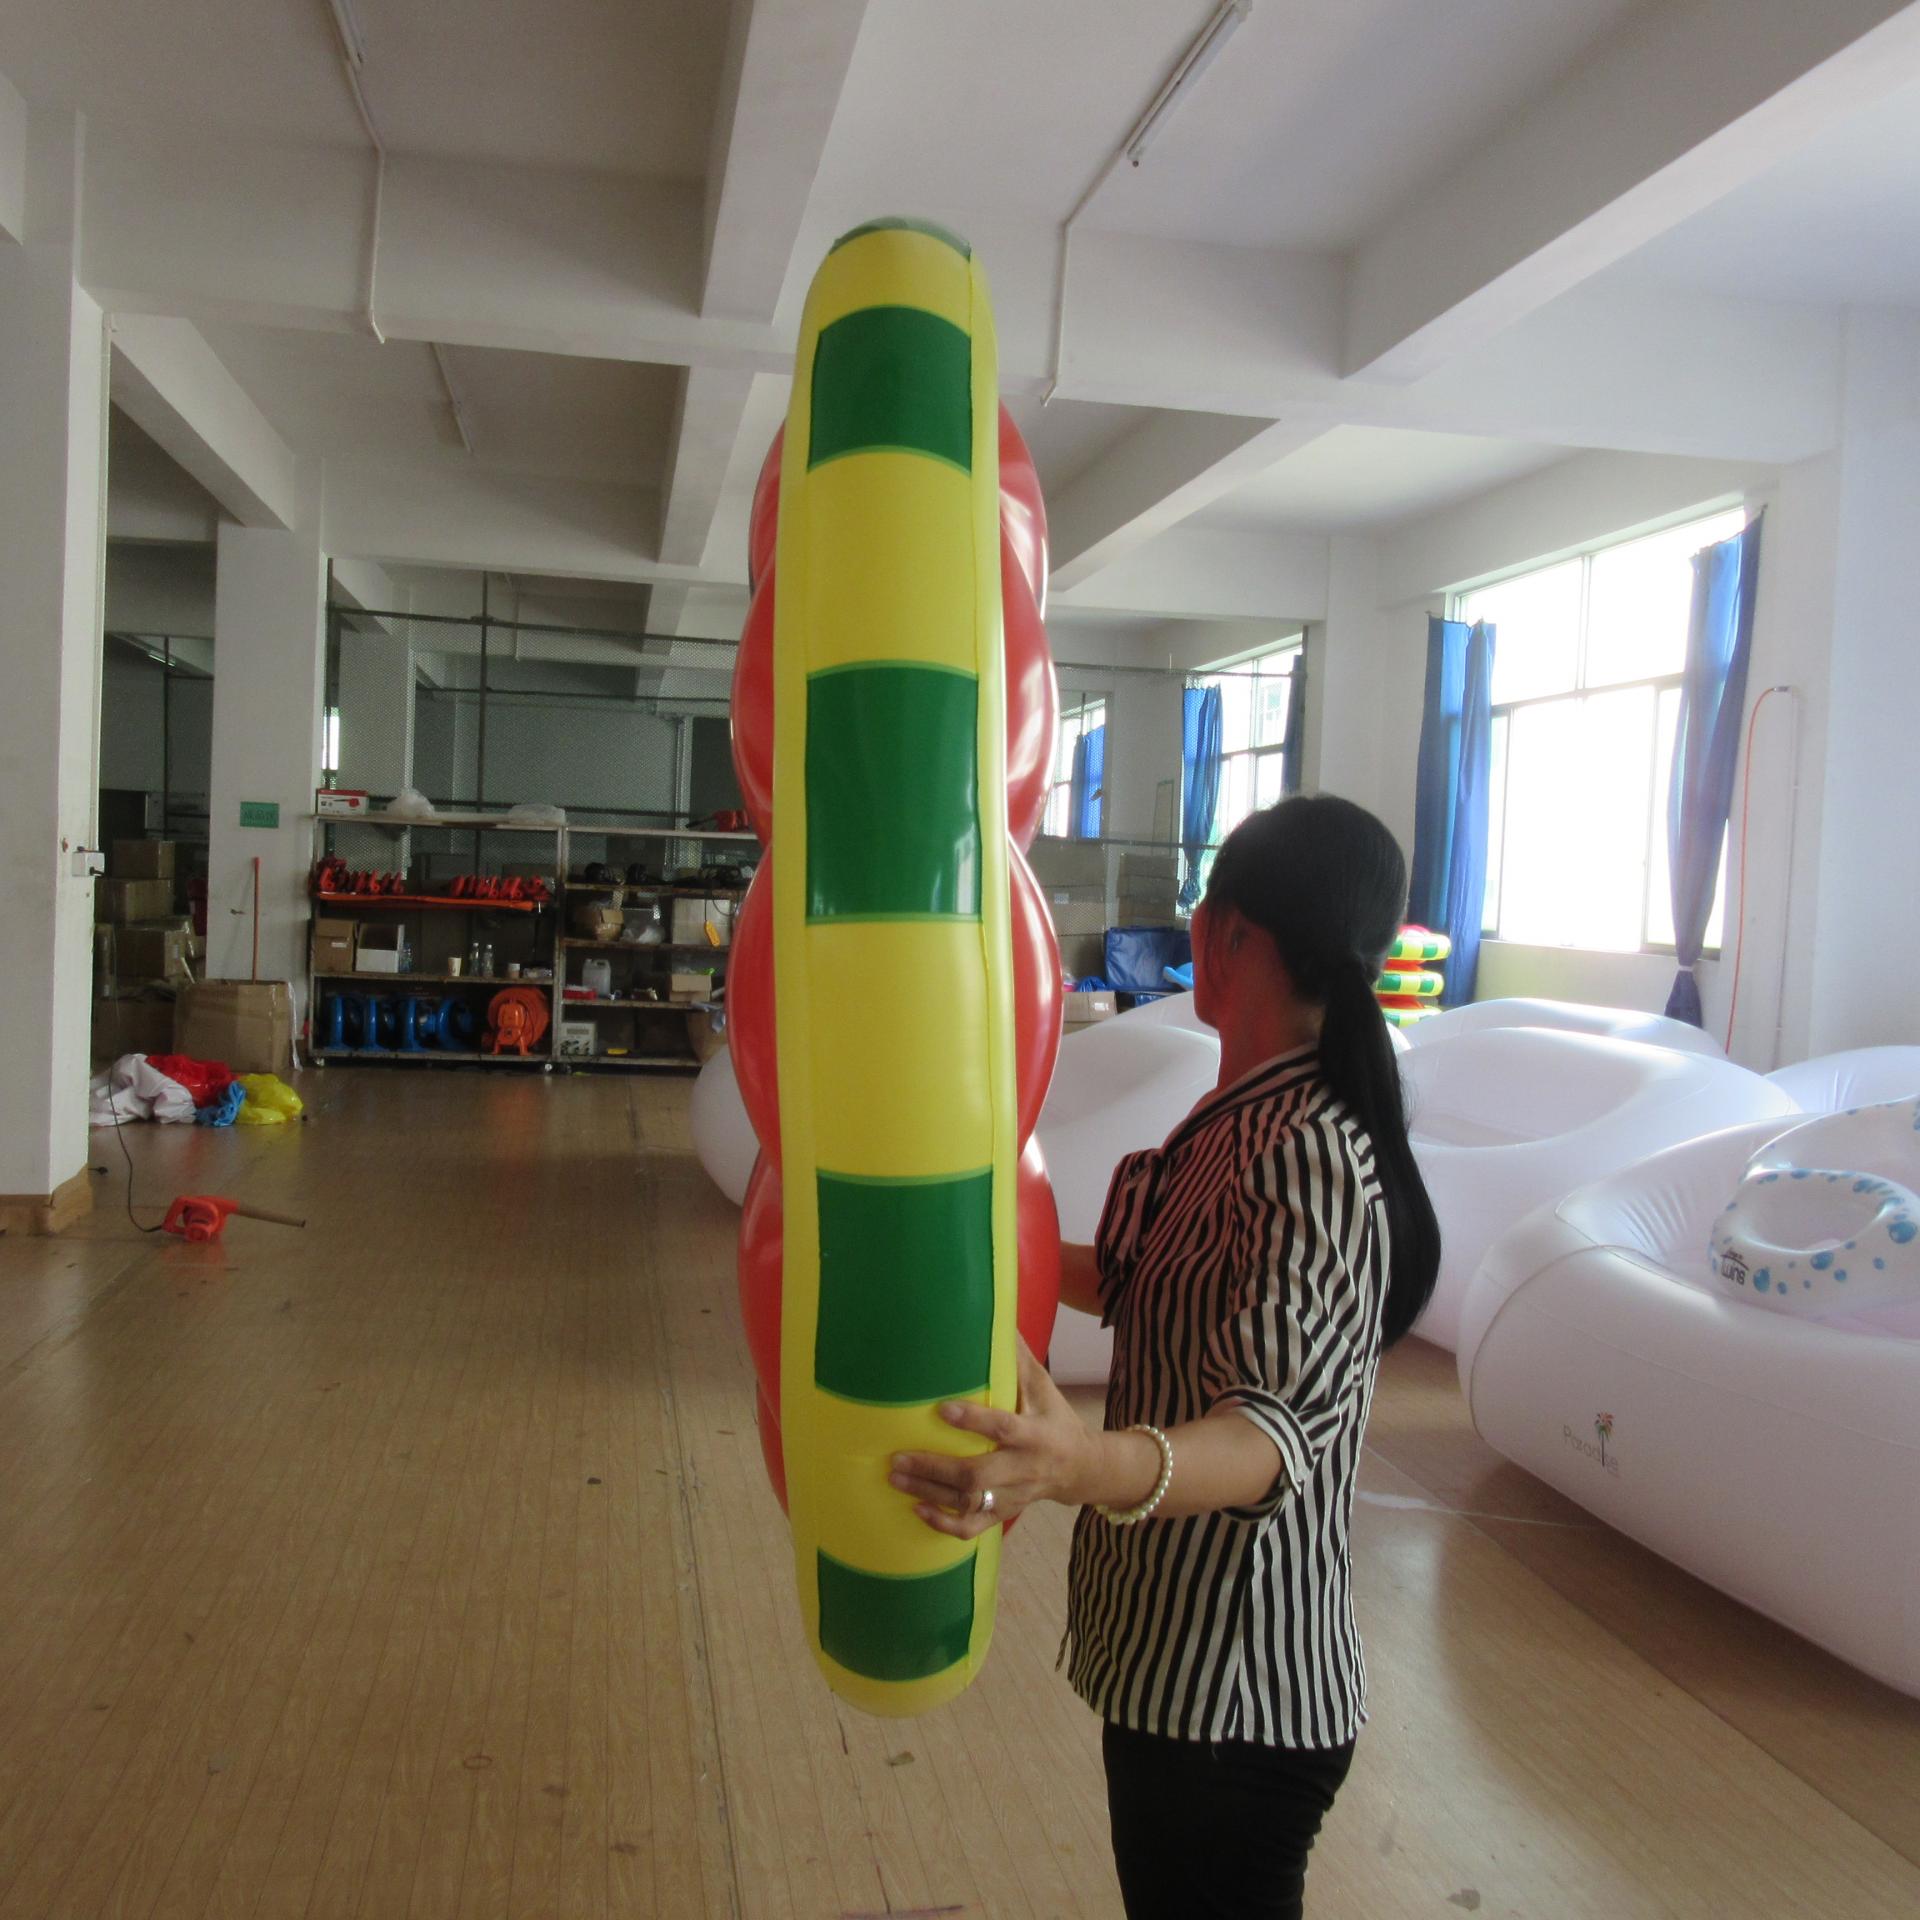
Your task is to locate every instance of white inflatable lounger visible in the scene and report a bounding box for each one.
[1767,1045,1920,1115]
[1404,1027,1796,1351]
[1458,1113,1920,1699]
[1406,996,1726,1058]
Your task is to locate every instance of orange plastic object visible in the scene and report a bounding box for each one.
[160,1194,308,1243]
[485,986,551,1055]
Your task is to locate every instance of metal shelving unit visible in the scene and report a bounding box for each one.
[551,824,748,1070]
[306,811,752,1072]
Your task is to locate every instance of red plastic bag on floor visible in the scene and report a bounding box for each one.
[146,1052,235,1109]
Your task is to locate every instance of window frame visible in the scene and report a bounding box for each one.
[1460,510,1743,958]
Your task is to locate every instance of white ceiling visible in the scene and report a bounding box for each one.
[47,0,1920,625]
[0,0,727,175]
[198,326,679,485]
[1610,69,1920,309]
[1192,428,1570,534]
[811,0,1640,249]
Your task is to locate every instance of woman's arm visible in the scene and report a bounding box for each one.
[888,1340,1286,1538]
[1057,1241,1104,1318]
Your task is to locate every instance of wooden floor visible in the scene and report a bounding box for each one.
[0,1071,1915,1919]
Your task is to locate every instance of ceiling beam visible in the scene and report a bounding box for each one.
[1047,414,1331,592]
[1345,0,1920,382]
[657,367,759,569]
[109,315,302,529]
[701,0,873,320]
[658,2,871,575]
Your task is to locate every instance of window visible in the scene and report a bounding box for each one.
[1044,698,1106,839]
[1196,642,1300,841]
[1463,509,1745,953]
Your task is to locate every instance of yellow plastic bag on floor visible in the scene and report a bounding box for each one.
[234,1074,304,1125]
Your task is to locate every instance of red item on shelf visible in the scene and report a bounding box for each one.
[486,987,551,1055]
[146,1053,235,1109]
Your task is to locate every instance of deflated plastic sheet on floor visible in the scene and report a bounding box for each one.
[1404,1026,1797,1351]
[1457,1111,1920,1698]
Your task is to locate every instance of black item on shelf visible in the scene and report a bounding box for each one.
[625,862,659,885]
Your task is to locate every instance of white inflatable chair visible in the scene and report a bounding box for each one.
[1768,1045,1920,1114]
[1406,996,1725,1058]
[1458,1106,1920,1699]
[1038,1015,1222,1383]
[1405,1027,1796,1350]
[690,1048,758,1207]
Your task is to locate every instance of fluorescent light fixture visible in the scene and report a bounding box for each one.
[326,0,368,72]
[1124,0,1250,167]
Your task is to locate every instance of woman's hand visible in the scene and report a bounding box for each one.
[888,1339,1096,1540]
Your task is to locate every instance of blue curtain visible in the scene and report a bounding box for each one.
[1178,686,1224,907]
[1665,513,1764,1026]
[1409,616,1496,1005]
[1069,724,1105,839]
[1280,660,1307,796]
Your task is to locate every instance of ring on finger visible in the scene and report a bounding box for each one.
[979,1488,996,1516]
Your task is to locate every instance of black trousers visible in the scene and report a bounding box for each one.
[1102,1721,1354,1920]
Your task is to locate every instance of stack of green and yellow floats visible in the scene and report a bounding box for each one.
[1376,925,1454,1029]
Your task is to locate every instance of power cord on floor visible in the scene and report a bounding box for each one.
[105,1083,165,1234]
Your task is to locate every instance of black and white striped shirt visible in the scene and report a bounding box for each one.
[1063,1045,1390,1749]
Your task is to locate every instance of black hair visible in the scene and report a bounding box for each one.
[1203,794,1441,1347]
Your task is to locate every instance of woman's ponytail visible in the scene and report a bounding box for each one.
[1204,796,1441,1348]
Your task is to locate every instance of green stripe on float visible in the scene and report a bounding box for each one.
[809,306,972,473]
[830,216,973,259]
[814,1169,994,1404]
[805,664,981,922]
[817,1549,977,1683]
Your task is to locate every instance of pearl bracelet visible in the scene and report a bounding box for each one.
[1096,1423,1174,1525]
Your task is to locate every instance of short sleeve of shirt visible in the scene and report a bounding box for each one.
[1201,1116,1378,1521]
[1094,1148,1159,1327]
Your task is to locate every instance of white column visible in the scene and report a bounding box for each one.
[0,111,108,1228]
[208,524,325,1000]
[1804,311,1920,1055]
[1306,535,1422,845]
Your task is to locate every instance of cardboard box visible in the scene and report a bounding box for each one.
[92,994,177,1063]
[1029,837,1107,890]
[670,896,734,948]
[1119,850,1179,883]
[95,877,174,925]
[174,981,293,1075]
[354,925,405,973]
[1057,932,1107,984]
[316,788,371,816]
[687,1007,727,1064]
[113,838,176,880]
[668,970,715,1003]
[1049,899,1108,937]
[312,918,357,974]
[556,1019,597,1060]
[1063,989,1118,1027]
[115,921,192,984]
